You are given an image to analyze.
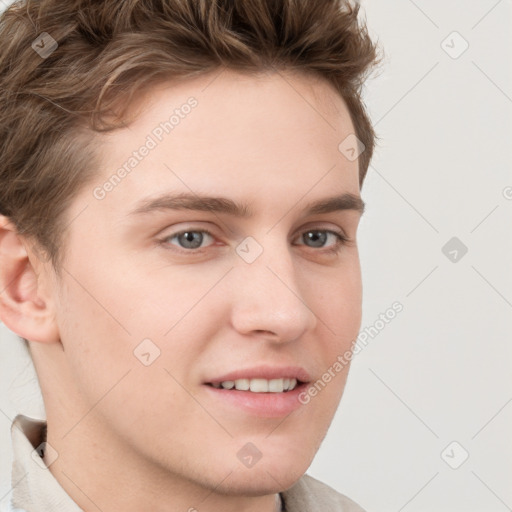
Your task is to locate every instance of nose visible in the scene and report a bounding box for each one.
[229,238,318,343]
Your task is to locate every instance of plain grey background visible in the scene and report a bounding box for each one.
[1,1,511,511]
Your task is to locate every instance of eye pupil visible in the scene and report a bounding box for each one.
[179,231,203,249]
[165,228,343,254]
[305,230,327,248]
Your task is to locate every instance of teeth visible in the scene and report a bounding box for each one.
[268,379,283,392]
[234,378,250,391]
[213,378,299,392]
[250,378,268,392]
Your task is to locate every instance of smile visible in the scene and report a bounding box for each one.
[207,378,300,392]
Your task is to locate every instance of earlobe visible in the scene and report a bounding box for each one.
[0,215,60,344]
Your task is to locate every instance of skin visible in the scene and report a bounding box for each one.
[0,68,364,512]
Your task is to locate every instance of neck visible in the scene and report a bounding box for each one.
[44,413,282,512]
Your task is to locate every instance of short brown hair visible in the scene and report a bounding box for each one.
[0,0,382,275]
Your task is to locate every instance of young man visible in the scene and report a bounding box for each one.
[0,0,381,510]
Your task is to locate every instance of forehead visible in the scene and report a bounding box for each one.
[123,67,352,130]
[77,69,360,221]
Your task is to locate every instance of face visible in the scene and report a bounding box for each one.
[37,69,363,495]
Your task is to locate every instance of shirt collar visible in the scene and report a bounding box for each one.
[10,414,83,512]
[9,414,332,512]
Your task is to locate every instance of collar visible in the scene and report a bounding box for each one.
[8,415,356,512]
[9,414,83,512]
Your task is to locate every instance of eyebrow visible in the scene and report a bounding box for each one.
[128,191,365,218]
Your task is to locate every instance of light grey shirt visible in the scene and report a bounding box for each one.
[4,414,367,512]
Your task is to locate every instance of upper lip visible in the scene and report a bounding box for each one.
[205,365,311,384]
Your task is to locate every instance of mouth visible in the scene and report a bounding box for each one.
[205,377,304,393]
[202,366,311,417]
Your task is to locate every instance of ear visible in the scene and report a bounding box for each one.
[0,215,60,344]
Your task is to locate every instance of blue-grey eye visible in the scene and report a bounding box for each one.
[168,230,214,249]
[303,230,328,248]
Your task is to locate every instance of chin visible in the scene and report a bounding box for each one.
[218,435,317,492]
[210,463,307,497]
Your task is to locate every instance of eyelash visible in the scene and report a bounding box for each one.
[158,227,351,255]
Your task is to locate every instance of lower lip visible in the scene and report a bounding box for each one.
[202,383,308,418]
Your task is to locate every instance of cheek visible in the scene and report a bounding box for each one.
[55,257,213,393]
[55,274,197,435]
[54,263,147,401]
[316,261,362,341]
[55,282,131,402]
